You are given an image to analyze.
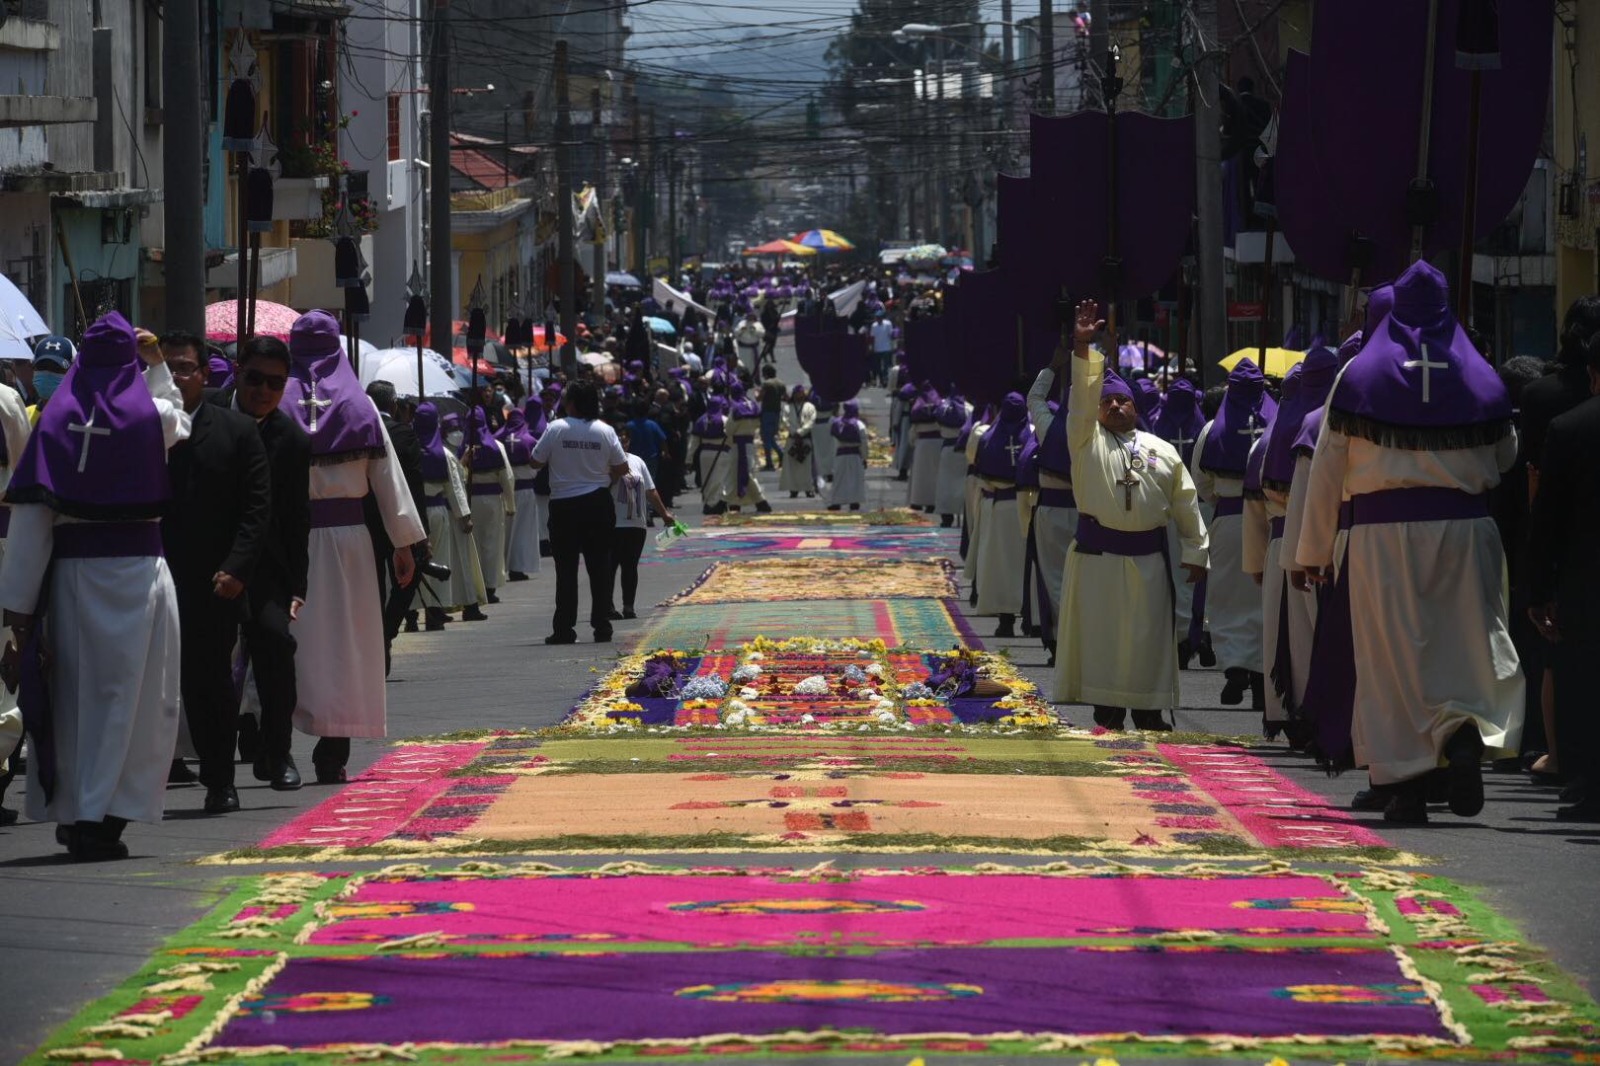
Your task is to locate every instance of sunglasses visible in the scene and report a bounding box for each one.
[242,369,288,391]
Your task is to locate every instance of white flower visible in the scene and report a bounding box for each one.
[857,689,878,700]
[727,699,751,715]
[875,709,897,724]
[731,664,762,682]
[864,663,885,677]
[746,652,765,661]
[800,713,816,723]
[793,675,831,695]
[726,710,748,726]
[739,686,760,699]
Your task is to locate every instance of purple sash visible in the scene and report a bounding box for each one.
[1038,487,1076,509]
[982,487,1018,502]
[1074,516,1165,556]
[1269,516,1285,539]
[1212,495,1245,519]
[733,435,754,496]
[310,497,366,529]
[1347,487,1489,526]
[54,521,165,559]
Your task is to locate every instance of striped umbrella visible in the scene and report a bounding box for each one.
[792,229,856,252]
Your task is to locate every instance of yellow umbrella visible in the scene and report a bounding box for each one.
[1220,347,1304,378]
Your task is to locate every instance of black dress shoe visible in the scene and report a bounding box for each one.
[66,827,129,862]
[1219,668,1249,706]
[1443,723,1486,817]
[462,605,488,621]
[1249,671,1265,710]
[168,759,199,785]
[1559,781,1586,804]
[204,786,240,815]
[1177,639,1193,670]
[789,491,799,499]
[544,632,577,645]
[593,630,613,643]
[1130,708,1172,732]
[1092,705,1127,730]
[1197,634,1217,667]
[403,614,419,634]
[940,514,954,528]
[236,715,261,763]
[994,615,1016,639]
[508,571,530,582]
[1020,621,1038,638]
[1383,791,1429,824]
[271,757,303,792]
[314,764,348,785]
[622,608,637,620]
[755,500,774,513]
[253,754,272,783]
[1555,797,1600,822]
[486,589,500,605]
[1350,785,1395,812]
[0,806,17,827]
[608,609,624,621]
[539,539,554,557]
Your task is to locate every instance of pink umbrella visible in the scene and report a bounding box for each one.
[205,299,303,343]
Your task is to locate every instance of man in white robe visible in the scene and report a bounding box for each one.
[1297,261,1521,824]
[498,408,542,580]
[461,408,517,608]
[691,397,731,514]
[809,395,838,485]
[779,386,817,497]
[826,401,867,510]
[0,314,189,859]
[934,394,971,526]
[906,384,943,510]
[1190,359,1276,708]
[1026,368,1080,664]
[972,394,1034,637]
[280,312,425,784]
[414,406,485,627]
[1051,302,1208,730]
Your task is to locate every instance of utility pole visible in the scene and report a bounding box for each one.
[1000,0,1015,162]
[667,140,679,282]
[1038,0,1055,114]
[630,99,643,273]
[429,0,454,365]
[590,87,606,315]
[1090,0,1110,109]
[555,39,577,371]
[162,0,205,332]
[1191,0,1227,383]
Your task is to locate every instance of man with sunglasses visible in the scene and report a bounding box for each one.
[214,337,311,792]
[159,330,271,815]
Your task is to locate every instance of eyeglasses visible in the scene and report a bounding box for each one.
[242,369,288,391]
[168,361,203,378]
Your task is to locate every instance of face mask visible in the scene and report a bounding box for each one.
[445,432,463,449]
[34,370,65,401]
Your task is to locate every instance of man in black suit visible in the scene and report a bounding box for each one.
[159,330,272,815]
[365,381,429,674]
[1527,333,1600,824]
[216,336,312,791]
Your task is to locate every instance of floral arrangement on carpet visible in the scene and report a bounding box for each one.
[561,638,1055,732]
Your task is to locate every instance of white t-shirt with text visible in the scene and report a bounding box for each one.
[530,416,627,500]
[613,453,657,529]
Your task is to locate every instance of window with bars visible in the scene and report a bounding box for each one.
[387,94,402,162]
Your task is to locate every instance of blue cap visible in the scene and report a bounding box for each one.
[32,335,76,370]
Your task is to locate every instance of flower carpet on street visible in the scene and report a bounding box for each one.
[637,597,979,649]
[30,864,1600,1065]
[641,526,960,564]
[662,558,961,605]
[702,507,935,527]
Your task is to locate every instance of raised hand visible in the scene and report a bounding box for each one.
[1073,299,1105,357]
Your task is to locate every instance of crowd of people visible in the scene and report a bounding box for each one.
[1,253,1594,862]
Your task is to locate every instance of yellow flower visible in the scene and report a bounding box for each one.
[1093,1058,1121,1066]
[1264,1058,1292,1066]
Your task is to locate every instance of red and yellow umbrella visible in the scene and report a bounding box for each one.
[792,229,855,252]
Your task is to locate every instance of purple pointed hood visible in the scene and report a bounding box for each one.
[6,311,170,519]
[414,402,449,481]
[693,395,728,437]
[282,310,387,463]
[1199,357,1277,476]
[460,407,504,472]
[974,391,1035,480]
[496,410,536,466]
[523,395,549,438]
[1261,346,1339,488]
[1328,260,1511,448]
[1152,378,1206,464]
[831,400,864,444]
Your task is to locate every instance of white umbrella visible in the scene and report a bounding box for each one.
[342,335,379,363]
[361,347,459,398]
[577,351,611,368]
[0,273,50,361]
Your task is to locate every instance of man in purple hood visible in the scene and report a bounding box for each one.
[1051,301,1209,731]
[1192,356,1278,709]
[973,392,1036,637]
[0,312,191,860]
[1296,261,1522,825]
[279,310,426,784]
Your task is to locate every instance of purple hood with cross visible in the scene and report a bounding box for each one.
[1198,358,1277,477]
[974,392,1035,480]
[1328,259,1512,449]
[281,310,387,464]
[7,311,171,520]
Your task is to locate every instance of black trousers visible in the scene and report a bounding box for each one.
[1553,636,1600,789]
[176,589,243,790]
[242,593,298,766]
[373,547,418,676]
[610,526,649,612]
[548,487,616,637]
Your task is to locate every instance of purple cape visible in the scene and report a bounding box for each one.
[1037,400,1071,480]
[1199,358,1278,476]
[1261,347,1339,488]
[523,396,549,439]
[693,397,728,438]
[413,402,448,482]
[974,392,1035,480]
[6,311,170,520]
[1293,406,1326,459]
[282,310,387,464]
[1328,260,1512,448]
[1151,379,1206,465]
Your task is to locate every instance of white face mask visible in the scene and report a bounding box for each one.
[445,432,464,449]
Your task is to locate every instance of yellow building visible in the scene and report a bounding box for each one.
[1553,1,1600,315]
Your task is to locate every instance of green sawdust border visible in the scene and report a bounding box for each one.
[22,863,1599,1066]
[403,726,1260,747]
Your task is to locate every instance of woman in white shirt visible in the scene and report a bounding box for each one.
[609,426,676,620]
[528,379,630,644]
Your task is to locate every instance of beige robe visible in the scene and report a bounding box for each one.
[1053,354,1209,710]
[420,450,486,611]
[1296,422,1523,785]
[467,441,517,590]
[1191,422,1263,673]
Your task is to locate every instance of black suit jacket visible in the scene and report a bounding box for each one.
[1528,393,1600,635]
[209,391,312,604]
[161,401,272,607]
